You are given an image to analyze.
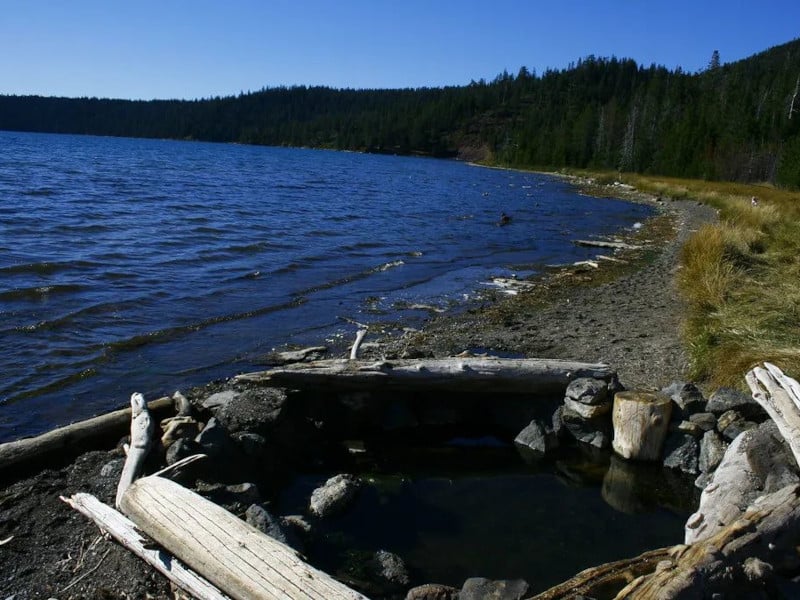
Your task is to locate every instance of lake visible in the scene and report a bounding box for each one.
[0,131,652,442]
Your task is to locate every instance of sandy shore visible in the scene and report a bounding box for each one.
[0,183,717,598]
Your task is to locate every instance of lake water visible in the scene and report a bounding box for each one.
[0,131,652,442]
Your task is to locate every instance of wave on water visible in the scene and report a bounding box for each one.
[0,283,87,302]
[0,260,100,276]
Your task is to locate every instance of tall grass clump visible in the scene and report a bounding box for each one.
[576,170,800,386]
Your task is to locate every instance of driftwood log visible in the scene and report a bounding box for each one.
[747,362,800,467]
[61,492,230,600]
[119,475,368,600]
[234,357,614,394]
[0,395,172,474]
[115,392,154,508]
[611,391,672,461]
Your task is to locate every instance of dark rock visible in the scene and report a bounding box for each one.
[215,387,289,436]
[281,514,313,539]
[689,412,717,432]
[404,583,460,600]
[706,387,767,420]
[699,430,728,474]
[245,504,303,551]
[676,420,704,438]
[663,433,700,475]
[195,417,233,458]
[381,400,419,431]
[233,431,268,458]
[662,381,706,416]
[201,389,239,411]
[562,407,612,449]
[309,474,362,518]
[459,577,529,600]
[165,437,202,465]
[721,419,758,442]
[551,405,566,440]
[195,481,262,506]
[514,419,551,456]
[370,550,410,588]
[565,378,609,405]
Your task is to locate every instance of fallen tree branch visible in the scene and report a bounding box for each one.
[0,396,171,474]
[61,493,230,600]
[350,329,368,360]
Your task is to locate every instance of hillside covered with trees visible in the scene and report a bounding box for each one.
[2,38,799,187]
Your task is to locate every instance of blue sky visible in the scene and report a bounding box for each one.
[1,1,798,100]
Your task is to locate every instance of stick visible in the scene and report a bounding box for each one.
[61,493,230,600]
[350,329,368,360]
[115,393,155,509]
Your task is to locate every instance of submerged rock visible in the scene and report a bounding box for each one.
[370,550,411,588]
[459,577,529,600]
[404,583,460,600]
[663,433,700,475]
[309,473,362,518]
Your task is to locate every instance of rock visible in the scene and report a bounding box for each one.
[160,416,201,448]
[195,417,232,458]
[699,430,728,474]
[370,550,410,588]
[676,420,704,438]
[309,474,362,518]
[694,471,713,490]
[404,583,460,600]
[721,419,758,442]
[233,431,268,458]
[551,405,567,440]
[514,419,552,456]
[215,387,288,435]
[663,433,700,475]
[245,504,302,550]
[706,387,767,420]
[563,398,611,419]
[195,481,261,506]
[562,408,611,449]
[459,577,529,600]
[165,437,203,465]
[565,377,609,405]
[201,389,239,411]
[281,514,313,539]
[688,412,717,431]
[662,381,706,416]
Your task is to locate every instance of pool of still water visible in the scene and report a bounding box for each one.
[279,444,697,593]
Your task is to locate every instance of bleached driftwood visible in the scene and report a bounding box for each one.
[611,391,672,461]
[350,329,368,360]
[619,484,800,598]
[61,492,230,600]
[234,357,615,394]
[260,346,328,365]
[115,392,155,509]
[746,362,800,467]
[119,475,368,600]
[575,239,641,250]
[0,395,171,474]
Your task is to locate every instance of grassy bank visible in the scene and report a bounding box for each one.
[572,171,800,387]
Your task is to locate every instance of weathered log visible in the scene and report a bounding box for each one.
[611,391,672,461]
[0,395,172,474]
[119,475,369,600]
[617,484,800,598]
[746,362,800,468]
[116,392,155,508]
[350,329,368,360]
[574,239,641,250]
[234,357,614,395]
[61,492,230,600]
[529,546,673,599]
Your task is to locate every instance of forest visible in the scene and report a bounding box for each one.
[1,38,800,187]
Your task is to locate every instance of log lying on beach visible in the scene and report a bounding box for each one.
[574,239,642,250]
[119,475,369,600]
[234,357,615,394]
[61,492,230,600]
[0,396,172,474]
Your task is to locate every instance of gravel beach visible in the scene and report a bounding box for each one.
[0,184,717,599]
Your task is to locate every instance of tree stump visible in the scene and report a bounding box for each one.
[612,391,672,461]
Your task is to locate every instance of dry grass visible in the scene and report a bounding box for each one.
[565,169,800,387]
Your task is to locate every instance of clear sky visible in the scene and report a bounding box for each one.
[1,0,798,100]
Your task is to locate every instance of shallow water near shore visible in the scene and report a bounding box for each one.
[279,443,695,592]
[0,131,653,441]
